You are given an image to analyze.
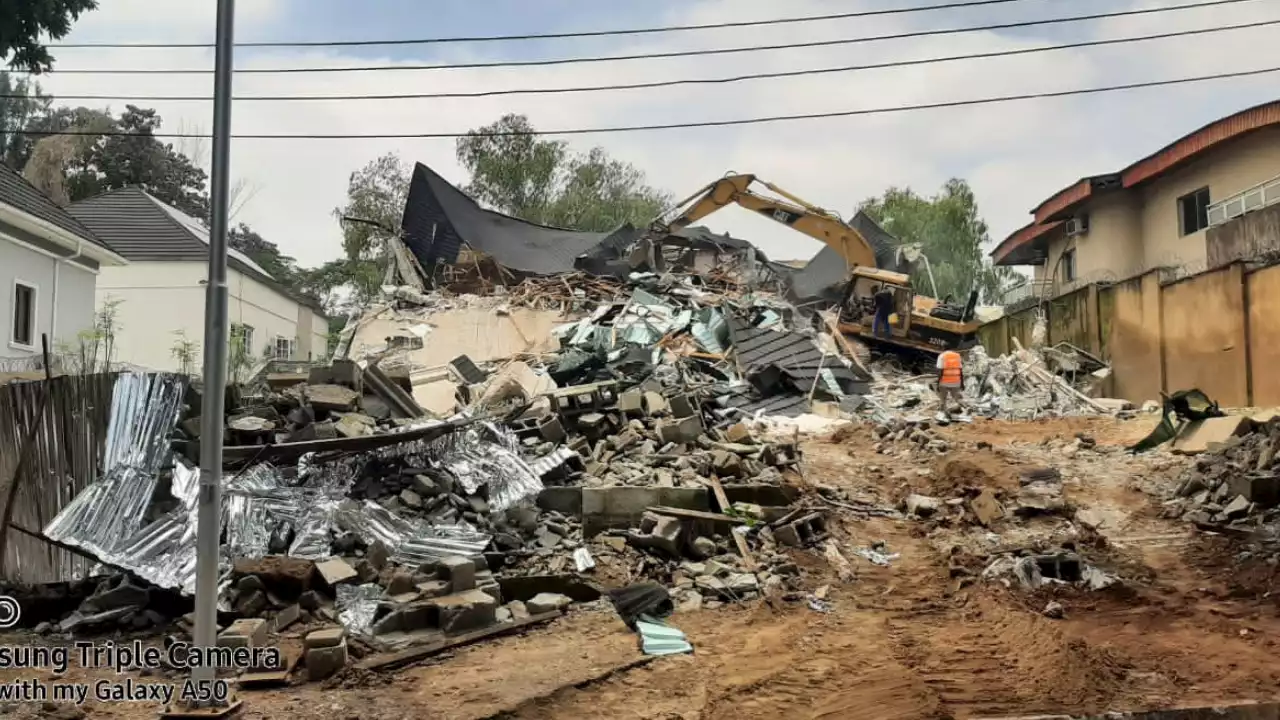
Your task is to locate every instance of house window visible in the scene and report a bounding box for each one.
[11,281,36,348]
[231,323,254,354]
[273,335,296,360]
[1061,248,1077,283]
[1178,187,1211,236]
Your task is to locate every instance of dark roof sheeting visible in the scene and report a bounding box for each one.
[401,162,614,275]
[0,163,106,249]
[68,187,209,261]
[728,314,871,389]
[69,187,325,316]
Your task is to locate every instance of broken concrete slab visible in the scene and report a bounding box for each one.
[657,416,702,444]
[525,593,572,614]
[1173,415,1254,455]
[315,558,359,587]
[307,384,361,413]
[428,589,499,635]
[969,488,1004,527]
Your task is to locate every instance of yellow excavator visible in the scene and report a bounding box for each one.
[650,173,981,357]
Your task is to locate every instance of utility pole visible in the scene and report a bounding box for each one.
[179,0,240,714]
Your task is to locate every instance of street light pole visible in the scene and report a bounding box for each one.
[191,0,236,704]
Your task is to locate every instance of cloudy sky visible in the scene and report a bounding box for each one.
[23,0,1280,266]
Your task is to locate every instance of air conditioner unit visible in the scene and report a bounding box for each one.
[1064,214,1090,237]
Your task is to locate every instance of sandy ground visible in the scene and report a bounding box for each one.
[5,414,1280,719]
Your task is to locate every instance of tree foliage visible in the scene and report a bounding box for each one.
[0,72,51,165]
[858,179,1021,304]
[456,113,670,231]
[12,104,209,217]
[1,0,97,74]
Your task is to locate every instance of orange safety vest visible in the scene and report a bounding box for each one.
[939,350,963,387]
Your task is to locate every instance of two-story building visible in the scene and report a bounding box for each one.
[992,100,1280,300]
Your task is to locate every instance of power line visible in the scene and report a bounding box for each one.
[8,65,1276,140]
[20,0,1259,75]
[11,19,1274,103]
[46,0,1046,49]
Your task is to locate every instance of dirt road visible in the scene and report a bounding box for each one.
[4,415,1280,719]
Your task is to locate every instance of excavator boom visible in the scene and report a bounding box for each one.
[653,174,878,269]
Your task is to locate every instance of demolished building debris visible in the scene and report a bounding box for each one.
[0,162,1140,690]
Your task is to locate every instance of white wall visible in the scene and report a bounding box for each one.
[98,261,329,371]
[0,234,97,360]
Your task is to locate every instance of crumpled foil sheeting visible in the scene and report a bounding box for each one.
[43,373,189,561]
[421,421,543,513]
[45,402,527,597]
[336,583,383,637]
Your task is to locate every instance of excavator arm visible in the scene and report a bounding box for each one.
[651,174,878,269]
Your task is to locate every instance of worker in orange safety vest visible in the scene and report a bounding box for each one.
[935,348,966,417]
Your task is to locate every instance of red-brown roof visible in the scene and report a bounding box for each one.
[994,99,1280,265]
[990,220,1061,264]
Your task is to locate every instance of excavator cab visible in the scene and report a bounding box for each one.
[838,267,916,339]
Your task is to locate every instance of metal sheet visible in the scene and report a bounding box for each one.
[43,373,189,563]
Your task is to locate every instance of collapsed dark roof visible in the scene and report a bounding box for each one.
[400,162,624,275]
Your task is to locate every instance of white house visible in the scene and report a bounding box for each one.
[68,187,329,373]
[0,164,127,365]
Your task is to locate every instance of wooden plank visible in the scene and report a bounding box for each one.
[704,476,731,513]
[357,611,562,672]
[646,506,741,524]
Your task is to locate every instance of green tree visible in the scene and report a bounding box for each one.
[326,152,409,306]
[0,71,50,165]
[1,0,97,74]
[13,104,209,216]
[229,223,298,282]
[456,113,670,231]
[858,179,1020,304]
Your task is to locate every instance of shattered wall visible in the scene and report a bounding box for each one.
[1161,264,1248,408]
[1247,263,1280,405]
[350,305,571,415]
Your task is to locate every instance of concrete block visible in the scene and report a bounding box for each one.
[218,618,268,649]
[657,416,702,445]
[309,359,363,391]
[642,392,668,416]
[536,487,583,516]
[618,391,644,416]
[306,639,348,681]
[667,394,696,418]
[428,589,498,635]
[439,556,476,592]
[1227,472,1280,507]
[539,416,567,442]
[581,486,710,537]
[304,627,346,649]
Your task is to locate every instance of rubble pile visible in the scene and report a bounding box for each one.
[1167,416,1280,528]
[864,344,1123,422]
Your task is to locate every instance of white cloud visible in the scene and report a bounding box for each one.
[32,0,1280,267]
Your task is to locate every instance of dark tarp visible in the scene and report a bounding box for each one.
[400,162,623,275]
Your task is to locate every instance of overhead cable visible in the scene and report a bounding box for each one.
[19,0,1260,75]
[7,65,1277,139]
[46,0,1047,49]
[12,19,1275,103]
